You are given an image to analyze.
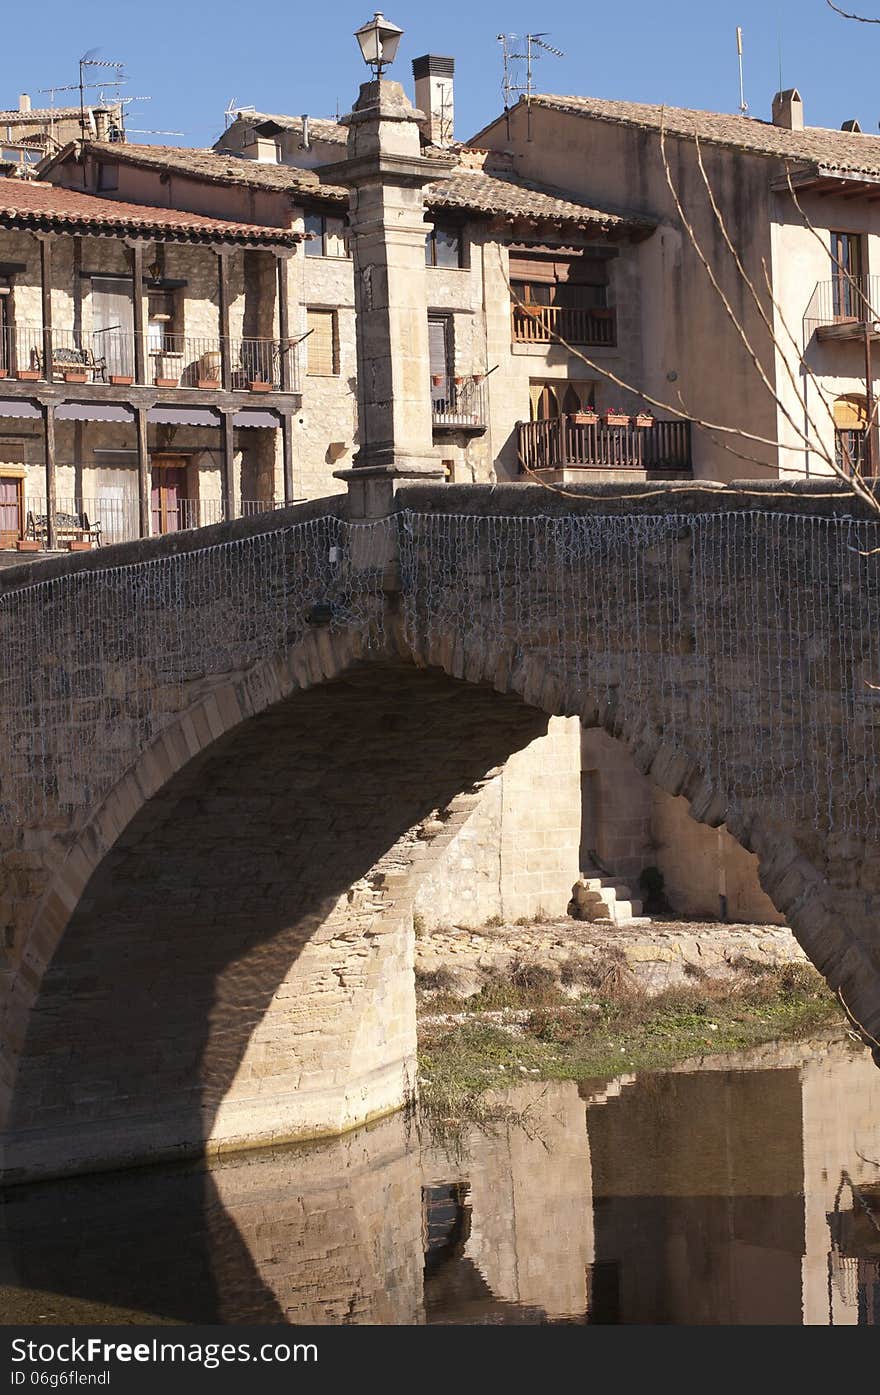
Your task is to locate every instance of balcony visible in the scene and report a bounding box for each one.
[511,303,616,347]
[5,491,288,552]
[517,415,692,475]
[0,326,302,394]
[431,373,487,433]
[805,275,880,342]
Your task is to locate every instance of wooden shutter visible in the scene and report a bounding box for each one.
[306,309,337,375]
[428,316,449,380]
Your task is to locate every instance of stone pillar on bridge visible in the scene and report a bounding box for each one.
[324,76,453,506]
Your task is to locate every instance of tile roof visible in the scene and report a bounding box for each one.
[74,141,649,233]
[432,166,653,231]
[78,141,346,202]
[0,178,299,244]
[523,94,880,178]
[247,113,348,144]
[0,106,98,122]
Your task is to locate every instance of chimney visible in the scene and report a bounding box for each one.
[772,88,804,131]
[412,54,454,146]
[18,93,30,113]
[842,118,862,133]
[93,107,111,142]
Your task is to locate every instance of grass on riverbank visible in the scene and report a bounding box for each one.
[417,959,843,1126]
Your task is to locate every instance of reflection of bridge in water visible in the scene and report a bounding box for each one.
[2,1035,879,1325]
[3,479,880,1183]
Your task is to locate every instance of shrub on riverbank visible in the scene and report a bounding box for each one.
[417,963,842,1126]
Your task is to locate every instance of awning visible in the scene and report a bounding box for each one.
[232,408,280,428]
[55,402,134,422]
[147,405,220,427]
[0,398,41,419]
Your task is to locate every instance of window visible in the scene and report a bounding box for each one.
[97,161,118,192]
[831,231,866,319]
[91,276,135,378]
[426,222,463,269]
[834,395,869,476]
[304,210,350,258]
[306,308,339,375]
[428,314,452,404]
[147,289,179,353]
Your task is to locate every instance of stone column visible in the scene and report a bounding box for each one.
[322,79,453,484]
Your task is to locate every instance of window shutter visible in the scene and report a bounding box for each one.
[428,317,449,380]
[307,309,337,375]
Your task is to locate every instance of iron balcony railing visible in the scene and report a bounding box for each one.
[511,302,616,347]
[517,415,693,473]
[805,274,880,338]
[15,495,289,550]
[0,326,301,393]
[430,373,488,430]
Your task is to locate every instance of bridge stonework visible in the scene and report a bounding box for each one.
[1,480,879,1183]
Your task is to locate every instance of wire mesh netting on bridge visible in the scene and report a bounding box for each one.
[399,510,880,839]
[0,508,879,837]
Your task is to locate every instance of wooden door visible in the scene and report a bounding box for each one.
[150,456,188,534]
[0,476,22,548]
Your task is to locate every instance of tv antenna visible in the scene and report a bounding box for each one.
[497,31,564,140]
[224,98,255,129]
[736,26,749,116]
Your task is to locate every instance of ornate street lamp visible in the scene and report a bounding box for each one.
[353,12,403,77]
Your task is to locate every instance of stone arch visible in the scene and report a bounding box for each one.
[4,609,880,1186]
[1,641,553,1183]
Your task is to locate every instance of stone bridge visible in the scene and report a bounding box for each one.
[2,478,880,1184]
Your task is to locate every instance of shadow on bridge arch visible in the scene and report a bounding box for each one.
[4,613,880,1195]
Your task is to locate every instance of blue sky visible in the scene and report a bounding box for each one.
[3,1,879,149]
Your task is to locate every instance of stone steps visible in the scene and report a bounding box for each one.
[570,871,648,926]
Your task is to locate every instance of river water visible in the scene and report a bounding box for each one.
[2,1031,879,1325]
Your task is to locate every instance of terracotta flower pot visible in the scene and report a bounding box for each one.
[197,377,220,390]
[110,374,133,385]
[67,540,92,552]
[571,411,599,425]
[0,368,8,379]
[64,371,88,383]
[154,376,178,387]
[16,539,40,553]
[633,414,653,428]
[604,413,629,426]
[15,369,40,381]
[248,379,273,393]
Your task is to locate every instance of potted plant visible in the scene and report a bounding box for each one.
[64,369,88,384]
[0,367,7,379]
[110,373,134,386]
[633,410,654,428]
[431,373,444,387]
[197,376,220,390]
[16,538,40,553]
[604,407,630,426]
[248,378,273,393]
[155,376,178,388]
[571,408,599,425]
[15,368,40,381]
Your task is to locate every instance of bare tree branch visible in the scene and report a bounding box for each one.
[826,0,880,22]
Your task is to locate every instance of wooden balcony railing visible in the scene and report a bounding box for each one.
[511,303,616,347]
[518,415,693,473]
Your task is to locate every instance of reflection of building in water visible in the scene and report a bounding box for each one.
[800,1041,880,1325]
[827,1177,880,1325]
[2,1110,425,1326]
[421,1081,595,1323]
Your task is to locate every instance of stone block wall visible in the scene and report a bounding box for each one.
[414,716,582,929]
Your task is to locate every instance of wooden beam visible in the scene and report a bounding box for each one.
[281,409,295,504]
[135,404,150,537]
[42,401,56,550]
[220,409,236,520]
[216,248,232,391]
[37,234,53,384]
